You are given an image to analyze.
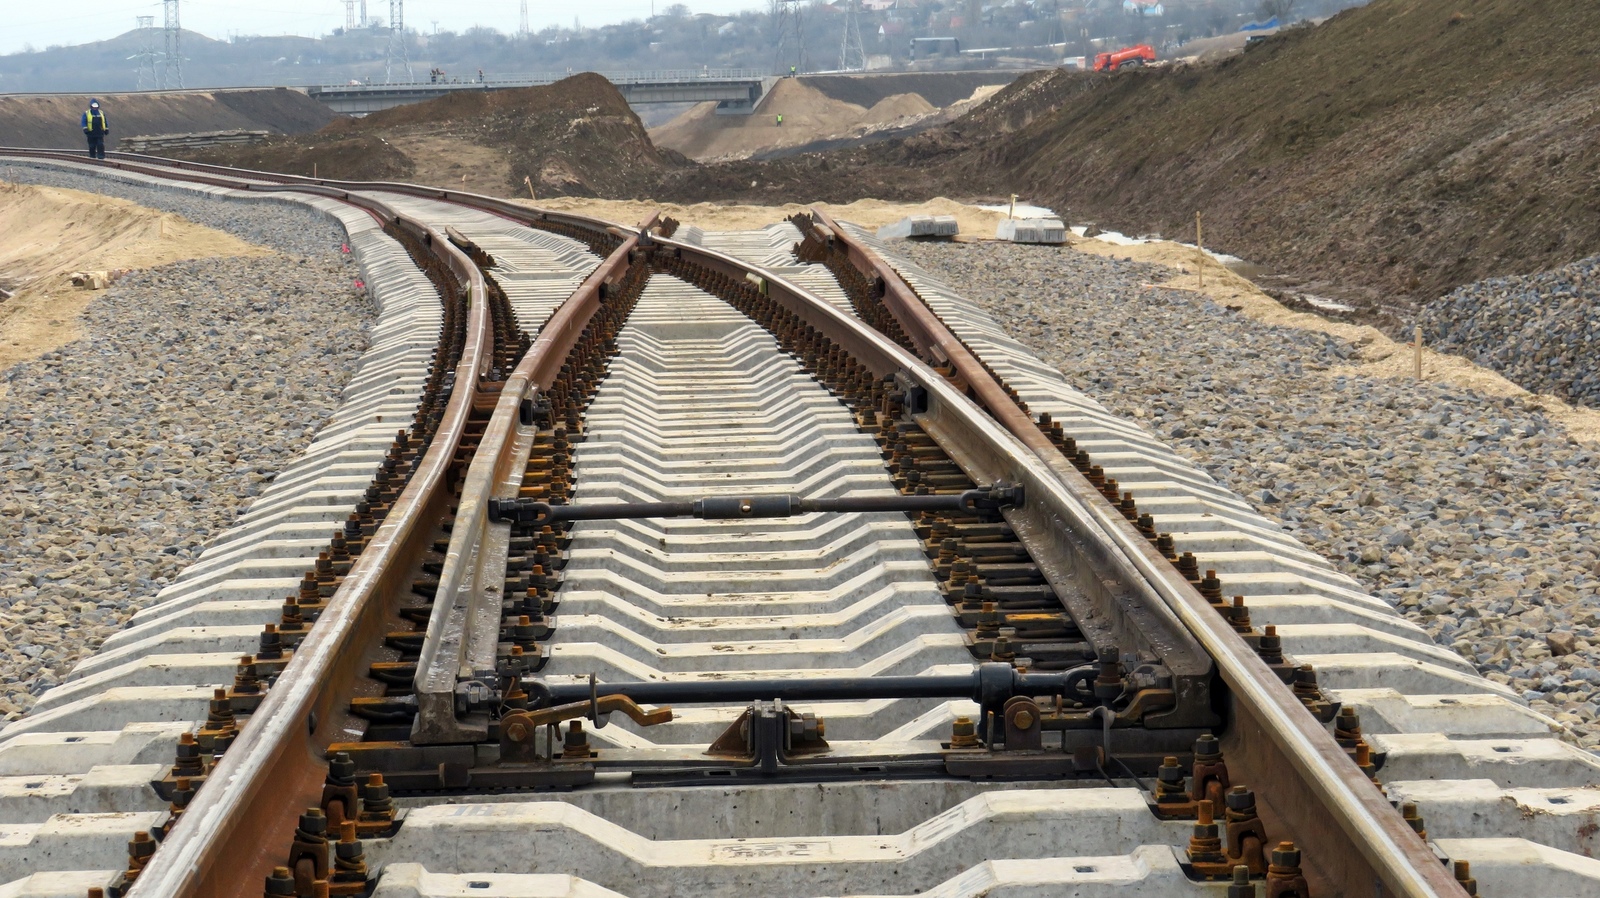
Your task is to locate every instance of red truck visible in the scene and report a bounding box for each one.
[1092,44,1156,72]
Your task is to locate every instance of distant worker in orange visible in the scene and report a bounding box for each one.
[81,99,109,160]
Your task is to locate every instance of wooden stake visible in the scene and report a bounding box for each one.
[1196,211,1204,291]
[1008,193,1017,220]
[1414,325,1423,379]
[524,176,536,201]
[313,162,317,179]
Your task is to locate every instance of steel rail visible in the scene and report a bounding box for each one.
[135,191,488,898]
[0,150,502,897]
[89,149,645,238]
[805,211,1466,898]
[410,219,646,744]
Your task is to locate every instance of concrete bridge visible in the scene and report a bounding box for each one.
[307,69,777,115]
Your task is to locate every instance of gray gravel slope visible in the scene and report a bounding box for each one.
[1419,254,1600,408]
[0,167,373,716]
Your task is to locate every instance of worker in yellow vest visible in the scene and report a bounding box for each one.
[81,99,109,160]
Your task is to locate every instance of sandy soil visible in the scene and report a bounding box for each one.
[383,130,513,194]
[529,195,1009,238]
[651,79,875,162]
[0,181,268,394]
[1074,236,1600,444]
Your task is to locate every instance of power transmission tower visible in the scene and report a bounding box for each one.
[162,0,184,89]
[838,0,866,71]
[134,16,159,90]
[520,0,530,36]
[360,0,368,27]
[772,0,806,76]
[344,0,356,31]
[384,0,413,82]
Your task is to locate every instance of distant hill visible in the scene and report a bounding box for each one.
[0,29,331,94]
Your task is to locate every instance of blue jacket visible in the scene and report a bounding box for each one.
[81,108,108,134]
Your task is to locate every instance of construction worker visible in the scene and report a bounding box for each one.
[81,99,109,160]
[776,114,783,126]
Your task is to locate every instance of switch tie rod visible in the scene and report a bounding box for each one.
[489,483,1022,526]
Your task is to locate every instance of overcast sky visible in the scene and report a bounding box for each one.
[3,0,769,56]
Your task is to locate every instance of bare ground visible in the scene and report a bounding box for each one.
[0,181,268,393]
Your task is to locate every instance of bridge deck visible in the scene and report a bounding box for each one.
[309,69,774,115]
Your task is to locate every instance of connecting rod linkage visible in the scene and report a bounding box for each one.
[488,483,1023,526]
[523,661,1083,713]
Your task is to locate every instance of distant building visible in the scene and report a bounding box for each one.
[909,36,960,59]
[1123,0,1164,14]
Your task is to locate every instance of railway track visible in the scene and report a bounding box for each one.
[0,150,1595,898]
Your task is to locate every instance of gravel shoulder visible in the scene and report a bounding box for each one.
[0,179,270,386]
[1070,235,1600,444]
[0,166,375,717]
[898,239,1600,752]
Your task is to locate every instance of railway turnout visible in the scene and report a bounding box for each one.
[0,150,1595,898]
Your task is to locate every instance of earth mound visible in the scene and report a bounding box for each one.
[650,78,874,161]
[174,130,416,182]
[175,74,686,198]
[937,0,1600,319]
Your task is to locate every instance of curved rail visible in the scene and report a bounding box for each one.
[411,222,648,745]
[805,211,1464,898]
[0,149,496,896]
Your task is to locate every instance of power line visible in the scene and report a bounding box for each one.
[134,15,158,90]
[384,0,412,83]
[838,0,865,72]
[772,0,805,76]
[162,0,183,90]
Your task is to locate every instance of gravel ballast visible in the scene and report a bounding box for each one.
[898,240,1600,752]
[1419,253,1600,409]
[0,167,373,717]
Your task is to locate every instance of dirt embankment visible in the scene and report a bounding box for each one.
[174,74,688,199]
[940,0,1600,320]
[802,72,1023,109]
[651,74,1015,163]
[651,79,877,161]
[0,88,337,149]
[175,129,417,182]
[154,0,1600,326]
[661,0,1600,323]
[0,180,267,383]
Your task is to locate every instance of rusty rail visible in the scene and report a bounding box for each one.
[410,220,648,745]
[803,210,1466,898]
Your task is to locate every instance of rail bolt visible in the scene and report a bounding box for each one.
[949,716,980,749]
